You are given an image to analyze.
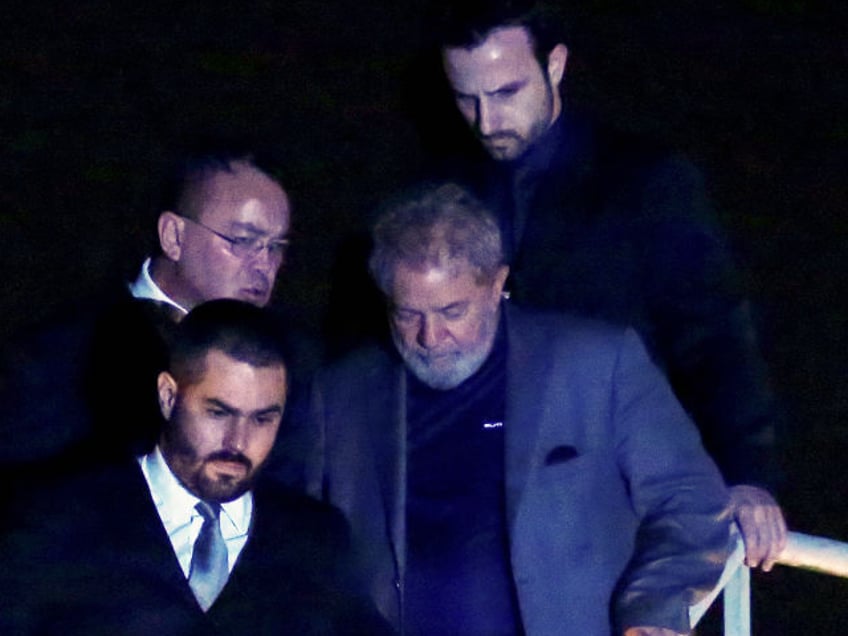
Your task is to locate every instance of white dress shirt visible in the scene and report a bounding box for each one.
[128,257,188,316]
[139,446,252,576]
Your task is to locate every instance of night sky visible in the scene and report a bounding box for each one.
[2,1,847,632]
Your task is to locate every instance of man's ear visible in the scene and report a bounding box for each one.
[158,212,185,262]
[157,371,178,420]
[546,44,568,90]
[492,265,510,301]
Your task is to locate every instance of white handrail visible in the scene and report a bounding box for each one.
[690,529,848,635]
[777,532,848,577]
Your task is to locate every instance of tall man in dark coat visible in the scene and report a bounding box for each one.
[0,149,295,476]
[305,183,731,635]
[0,300,389,636]
[432,0,786,570]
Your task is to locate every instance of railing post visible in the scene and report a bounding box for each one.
[689,525,745,629]
[723,560,751,636]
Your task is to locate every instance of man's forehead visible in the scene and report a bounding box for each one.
[195,168,290,227]
[443,28,545,98]
[392,261,486,302]
[194,349,285,378]
[203,171,286,205]
[184,351,287,403]
[444,26,538,68]
[221,212,289,236]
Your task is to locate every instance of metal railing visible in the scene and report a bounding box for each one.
[689,529,848,635]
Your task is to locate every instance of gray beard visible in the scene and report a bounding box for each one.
[392,315,498,391]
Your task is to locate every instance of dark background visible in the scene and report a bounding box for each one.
[2,1,846,632]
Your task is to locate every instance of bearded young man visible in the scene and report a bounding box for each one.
[433,0,786,572]
[0,300,389,635]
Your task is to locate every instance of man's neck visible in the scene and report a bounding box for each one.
[146,256,190,313]
[131,256,189,315]
[512,115,564,173]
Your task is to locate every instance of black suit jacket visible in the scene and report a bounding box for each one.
[0,458,391,635]
[449,112,781,489]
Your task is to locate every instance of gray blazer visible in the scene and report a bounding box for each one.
[306,305,731,634]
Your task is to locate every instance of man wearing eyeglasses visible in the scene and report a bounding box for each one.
[138,154,291,314]
[0,149,299,483]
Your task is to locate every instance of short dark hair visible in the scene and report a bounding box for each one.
[433,0,567,67]
[168,299,287,387]
[157,139,285,221]
[369,182,504,295]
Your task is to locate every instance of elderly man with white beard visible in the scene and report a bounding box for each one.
[302,182,732,636]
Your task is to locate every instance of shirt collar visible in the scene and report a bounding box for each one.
[139,446,253,535]
[128,257,188,316]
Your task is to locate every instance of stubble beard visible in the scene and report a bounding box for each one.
[480,131,529,162]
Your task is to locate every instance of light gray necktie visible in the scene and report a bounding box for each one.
[188,501,229,611]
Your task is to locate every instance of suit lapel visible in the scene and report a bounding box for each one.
[369,355,408,583]
[101,461,202,611]
[136,468,205,610]
[503,307,555,530]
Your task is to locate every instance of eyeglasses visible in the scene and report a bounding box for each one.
[181,216,290,262]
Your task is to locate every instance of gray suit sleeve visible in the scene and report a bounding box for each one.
[611,328,733,633]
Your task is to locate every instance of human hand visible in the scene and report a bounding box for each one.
[623,627,686,636]
[730,484,788,571]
